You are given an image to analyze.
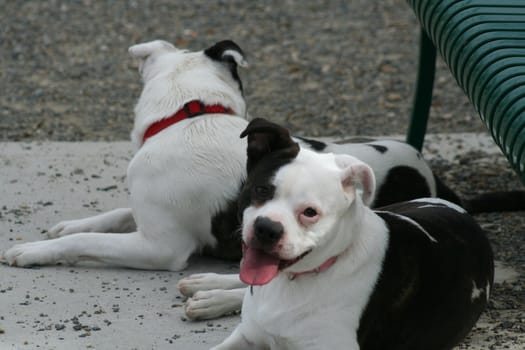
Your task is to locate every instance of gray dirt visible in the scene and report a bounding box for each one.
[0,0,523,347]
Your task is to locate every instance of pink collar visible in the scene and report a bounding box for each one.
[288,255,339,280]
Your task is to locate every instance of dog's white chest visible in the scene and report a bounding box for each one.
[240,269,373,349]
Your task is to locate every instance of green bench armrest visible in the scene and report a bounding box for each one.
[407,0,525,184]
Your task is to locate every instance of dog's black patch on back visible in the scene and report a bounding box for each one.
[367,144,388,153]
[295,136,327,152]
[204,40,245,92]
[373,166,431,208]
[358,202,493,349]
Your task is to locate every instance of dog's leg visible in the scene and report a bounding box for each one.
[3,230,194,271]
[211,325,266,350]
[48,208,136,238]
[183,288,245,320]
[177,273,245,297]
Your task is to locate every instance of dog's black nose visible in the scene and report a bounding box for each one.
[254,216,284,246]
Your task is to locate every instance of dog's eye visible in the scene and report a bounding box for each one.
[299,206,320,226]
[303,207,317,217]
[253,185,273,199]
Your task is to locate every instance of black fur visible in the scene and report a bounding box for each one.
[240,118,300,174]
[358,200,494,350]
[208,197,243,261]
[204,40,245,92]
[373,166,432,208]
[462,190,525,213]
[434,174,525,213]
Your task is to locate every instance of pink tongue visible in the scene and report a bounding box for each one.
[240,246,280,286]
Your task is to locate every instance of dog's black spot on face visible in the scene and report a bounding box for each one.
[252,184,276,205]
[296,137,327,152]
[374,166,431,208]
[204,40,245,92]
[237,119,300,216]
[238,150,297,217]
[367,144,388,153]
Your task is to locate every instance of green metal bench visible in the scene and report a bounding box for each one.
[406,0,525,184]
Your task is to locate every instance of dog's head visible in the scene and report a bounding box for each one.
[129,39,247,87]
[128,39,249,147]
[238,119,376,285]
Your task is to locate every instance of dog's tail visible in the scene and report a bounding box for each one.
[435,175,525,214]
[461,191,525,214]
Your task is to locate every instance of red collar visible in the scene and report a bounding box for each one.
[142,100,234,144]
[288,255,338,280]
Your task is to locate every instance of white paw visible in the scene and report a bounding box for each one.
[3,241,60,267]
[184,290,233,320]
[177,273,224,297]
[48,218,93,238]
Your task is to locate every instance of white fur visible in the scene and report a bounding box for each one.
[3,40,248,270]
[178,273,246,320]
[47,208,136,238]
[178,273,244,297]
[184,288,245,320]
[212,150,389,349]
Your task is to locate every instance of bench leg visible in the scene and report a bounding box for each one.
[406,28,437,151]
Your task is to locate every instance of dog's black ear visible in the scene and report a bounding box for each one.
[240,118,300,173]
[204,40,248,67]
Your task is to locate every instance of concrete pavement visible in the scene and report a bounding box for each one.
[0,135,522,349]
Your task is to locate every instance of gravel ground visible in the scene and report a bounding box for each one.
[0,0,523,348]
[0,0,482,141]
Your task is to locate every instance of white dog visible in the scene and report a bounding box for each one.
[209,118,494,350]
[3,39,251,269]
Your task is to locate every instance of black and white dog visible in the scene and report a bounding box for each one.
[209,118,494,350]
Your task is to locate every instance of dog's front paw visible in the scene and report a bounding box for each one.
[184,288,243,321]
[3,241,59,267]
[178,273,221,297]
[185,290,228,320]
